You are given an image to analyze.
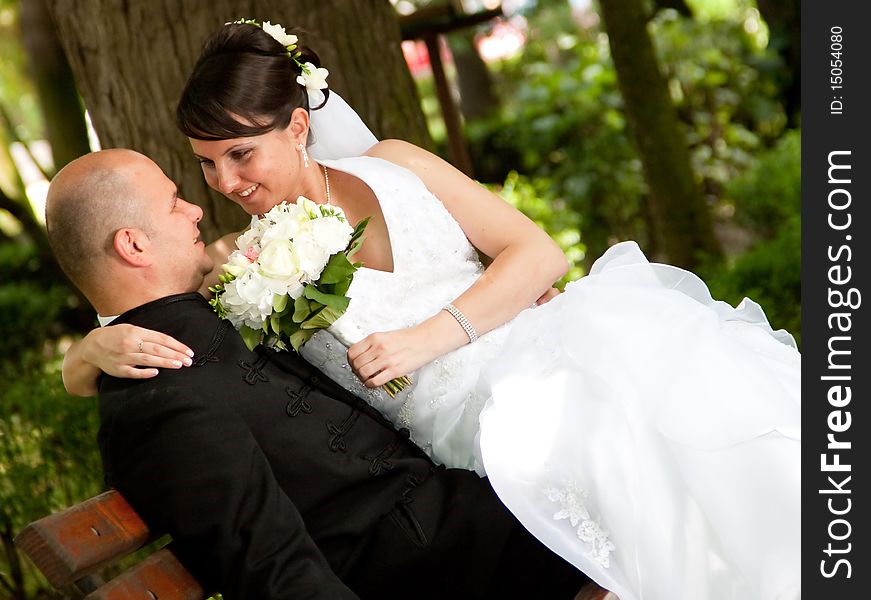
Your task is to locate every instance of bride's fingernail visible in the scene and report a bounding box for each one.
[172,360,183,368]
[182,357,193,367]
[186,349,195,357]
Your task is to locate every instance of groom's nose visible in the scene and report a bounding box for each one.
[179,198,203,223]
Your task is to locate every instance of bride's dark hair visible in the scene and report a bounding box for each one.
[176,23,327,141]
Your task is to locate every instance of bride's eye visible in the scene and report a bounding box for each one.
[198,159,215,169]
[232,149,253,162]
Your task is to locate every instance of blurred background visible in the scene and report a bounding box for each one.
[0,0,799,595]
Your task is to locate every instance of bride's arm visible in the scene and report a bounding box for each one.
[349,140,568,387]
[62,325,195,396]
[197,231,239,296]
[63,232,240,396]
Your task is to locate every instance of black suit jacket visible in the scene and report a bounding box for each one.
[98,293,516,599]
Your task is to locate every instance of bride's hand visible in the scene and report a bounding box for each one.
[80,324,194,379]
[347,327,433,389]
[536,286,561,305]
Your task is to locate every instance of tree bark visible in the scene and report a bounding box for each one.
[447,30,498,121]
[45,0,430,239]
[653,0,692,17]
[20,0,91,172]
[756,0,800,127]
[597,0,720,267]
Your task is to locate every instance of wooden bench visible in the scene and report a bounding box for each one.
[16,491,616,600]
[14,490,204,599]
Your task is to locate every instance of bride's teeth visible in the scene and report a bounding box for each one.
[239,184,258,197]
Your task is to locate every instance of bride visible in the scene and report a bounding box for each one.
[63,20,800,600]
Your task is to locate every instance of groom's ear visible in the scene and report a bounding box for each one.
[113,228,153,268]
[288,107,311,144]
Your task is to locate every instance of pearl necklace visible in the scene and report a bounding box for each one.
[322,163,331,204]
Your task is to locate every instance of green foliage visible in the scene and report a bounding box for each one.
[463,2,798,341]
[488,171,587,285]
[0,242,87,353]
[701,131,801,342]
[0,238,102,596]
[468,7,647,261]
[0,353,103,596]
[467,2,787,268]
[725,129,800,236]
[0,3,42,141]
[652,8,787,189]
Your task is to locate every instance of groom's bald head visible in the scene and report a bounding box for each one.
[46,149,155,293]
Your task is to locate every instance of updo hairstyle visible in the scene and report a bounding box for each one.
[176,22,328,141]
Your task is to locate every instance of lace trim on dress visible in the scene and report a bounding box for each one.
[544,479,616,569]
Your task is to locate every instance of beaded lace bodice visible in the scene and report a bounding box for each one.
[299,157,513,472]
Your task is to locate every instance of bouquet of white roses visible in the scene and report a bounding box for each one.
[209,198,410,396]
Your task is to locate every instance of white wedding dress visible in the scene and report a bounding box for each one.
[299,156,801,600]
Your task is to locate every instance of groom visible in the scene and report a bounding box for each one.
[45,149,594,600]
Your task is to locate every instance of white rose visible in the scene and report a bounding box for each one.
[223,251,254,278]
[263,201,293,221]
[258,239,302,280]
[296,63,329,92]
[293,232,332,280]
[262,21,298,48]
[303,216,354,256]
[235,218,265,251]
[286,280,306,300]
[221,274,272,330]
[259,212,306,246]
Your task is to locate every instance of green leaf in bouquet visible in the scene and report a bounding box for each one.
[293,296,313,323]
[332,276,352,297]
[346,217,370,259]
[270,314,282,336]
[319,252,356,284]
[239,325,262,351]
[273,293,289,313]
[304,285,351,313]
[280,316,301,337]
[346,238,364,260]
[301,305,344,330]
[289,328,317,351]
[350,216,370,242]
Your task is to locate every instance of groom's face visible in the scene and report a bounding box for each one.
[136,158,213,291]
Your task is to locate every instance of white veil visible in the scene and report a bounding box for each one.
[307,90,378,160]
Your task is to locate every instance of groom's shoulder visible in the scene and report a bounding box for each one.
[113,293,218,335]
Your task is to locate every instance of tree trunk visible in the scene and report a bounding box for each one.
[20,0,91,172]
[653,0,692,17]
[597,0,720,268]
[447,30,498,121]
[756,0,800,127]
[45,0,430,240]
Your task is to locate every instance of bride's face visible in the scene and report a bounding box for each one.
[189,111,311,216]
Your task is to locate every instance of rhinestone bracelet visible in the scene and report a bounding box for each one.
[443,303,478,344]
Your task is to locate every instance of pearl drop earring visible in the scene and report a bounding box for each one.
[298,143,310,168]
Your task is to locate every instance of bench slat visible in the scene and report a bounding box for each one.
[14,490,151,586]
[85,547,204,600]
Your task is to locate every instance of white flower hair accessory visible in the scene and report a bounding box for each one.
[297,62,329,92]
[227,18,328,91]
